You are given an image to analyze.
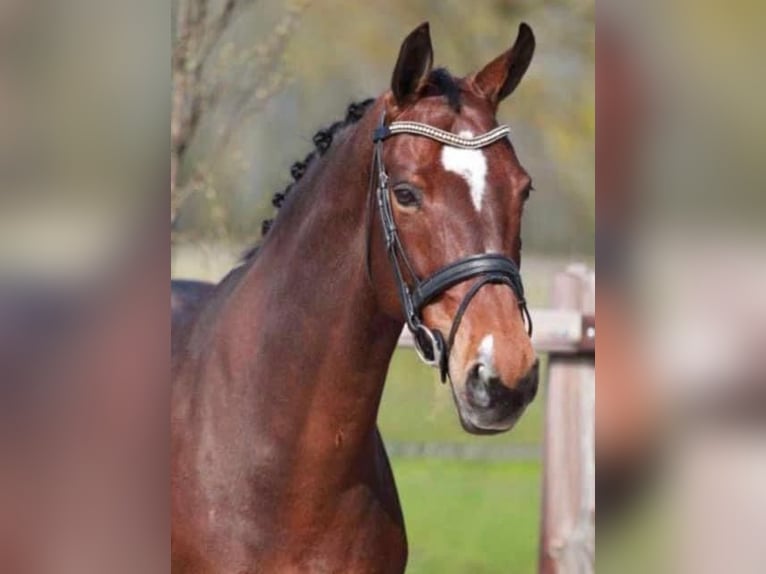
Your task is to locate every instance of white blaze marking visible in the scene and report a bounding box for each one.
[477,334,496,381]
[440,131,488,211]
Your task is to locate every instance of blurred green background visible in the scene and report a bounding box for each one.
[172,1,593,572]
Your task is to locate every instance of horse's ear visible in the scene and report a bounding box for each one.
[390,22,433,106]
[470,23,535,107]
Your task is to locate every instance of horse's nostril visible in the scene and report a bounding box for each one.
[465,362,536,413]
[465,358,539,414]
[466,364,492,408]
[487,379,526,411]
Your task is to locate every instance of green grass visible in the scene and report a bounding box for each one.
[392,458,541,574]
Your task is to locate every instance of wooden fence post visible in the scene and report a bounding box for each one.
[539,264,595,574]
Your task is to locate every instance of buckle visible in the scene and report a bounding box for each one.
[412,324,443,368]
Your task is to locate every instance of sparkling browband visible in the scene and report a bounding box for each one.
[373,122,511,149]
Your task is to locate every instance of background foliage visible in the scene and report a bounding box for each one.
[172,0,594,256]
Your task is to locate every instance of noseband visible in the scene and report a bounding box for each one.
[368,115,532,382]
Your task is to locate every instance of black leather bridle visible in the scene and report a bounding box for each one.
[367,114,532,382]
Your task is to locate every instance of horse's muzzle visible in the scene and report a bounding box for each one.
[457,360,539,434]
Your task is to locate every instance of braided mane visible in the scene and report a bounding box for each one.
[262,99,374,231]
[241,98,374,262]
[245,68,462,262]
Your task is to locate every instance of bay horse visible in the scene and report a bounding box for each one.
[172,22,538,573]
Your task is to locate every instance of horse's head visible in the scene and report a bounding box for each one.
[371,22,538,434]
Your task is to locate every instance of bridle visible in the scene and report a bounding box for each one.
[367,114,533,382]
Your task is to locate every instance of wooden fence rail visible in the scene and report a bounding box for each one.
[397,308,594,354]
[539,264,595,574]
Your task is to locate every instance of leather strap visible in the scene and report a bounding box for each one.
[411,253,525,311]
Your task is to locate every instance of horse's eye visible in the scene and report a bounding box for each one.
[393,185,421,208]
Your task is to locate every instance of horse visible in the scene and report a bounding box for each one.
[172,22,539,573]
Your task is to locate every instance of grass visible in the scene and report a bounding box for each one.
[392,458,541,574]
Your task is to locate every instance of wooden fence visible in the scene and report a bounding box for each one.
[396,301,593,355]
[538,264,595,574]
[397,263,595,574]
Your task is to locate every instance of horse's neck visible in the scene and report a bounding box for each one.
[203,109,401,473]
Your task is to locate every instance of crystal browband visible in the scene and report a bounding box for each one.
[373,122,511,149]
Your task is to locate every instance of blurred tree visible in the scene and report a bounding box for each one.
[171,0,311,227]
